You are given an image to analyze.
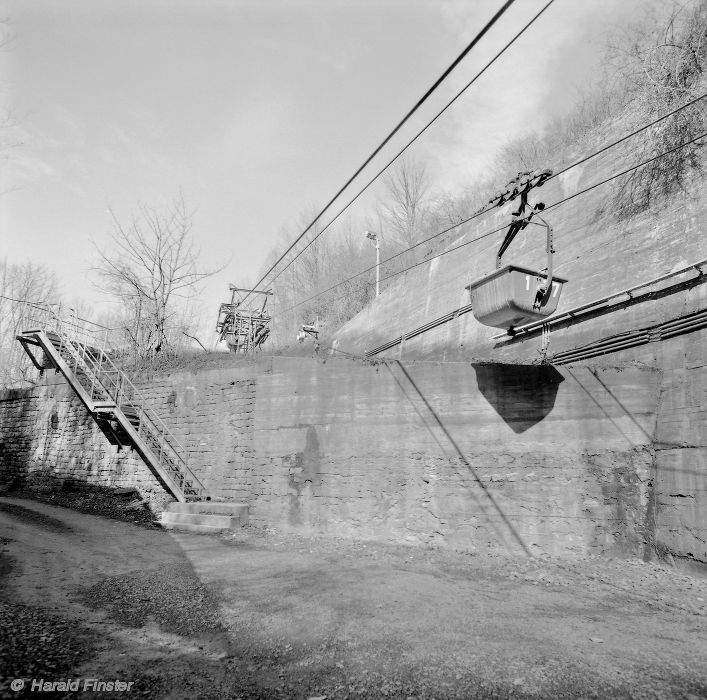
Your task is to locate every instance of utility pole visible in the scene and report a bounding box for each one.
[364,230,381,297]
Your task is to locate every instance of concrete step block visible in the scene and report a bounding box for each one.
[160,511,241,529]
[165,501,249,524]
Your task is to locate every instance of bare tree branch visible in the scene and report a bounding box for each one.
[92,196,224,358]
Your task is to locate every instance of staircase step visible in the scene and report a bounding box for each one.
[119,406,139,416]
[164,501,249,523]
[160,510,246,532]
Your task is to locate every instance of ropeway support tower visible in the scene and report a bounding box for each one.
[215,285,273,353]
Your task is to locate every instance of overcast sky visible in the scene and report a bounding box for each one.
[0,0,644,335]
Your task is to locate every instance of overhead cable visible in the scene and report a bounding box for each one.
[282,90,707,298]
[0,293,113,329]
[0,292,41,305]
[281,129,707,313]
[267,0,557,288]
[548,90,707,181]
[239,0,518,308]
[375,129,707,286]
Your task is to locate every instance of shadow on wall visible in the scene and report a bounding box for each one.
[472,363,564,434]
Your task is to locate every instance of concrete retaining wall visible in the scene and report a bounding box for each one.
[316,119,707,565]
[2,353,704,563]
[636,327,707,566]
[249,359,661,559]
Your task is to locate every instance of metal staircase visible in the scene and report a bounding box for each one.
[16,305,209,503]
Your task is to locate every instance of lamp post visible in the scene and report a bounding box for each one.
[364,230,380,297]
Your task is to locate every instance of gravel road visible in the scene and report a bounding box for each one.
[1,496,706,699]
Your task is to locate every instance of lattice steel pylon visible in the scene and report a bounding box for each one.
[215,285,273,354]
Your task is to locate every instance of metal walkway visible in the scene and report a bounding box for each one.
[16,306,208,503]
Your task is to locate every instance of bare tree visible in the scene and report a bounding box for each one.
[608,0,707,215]
[381,158,433,256]
[264,163,436,349]
[0,258,61,385]
[265,211,332,345]
[93,196,220,358]
[266,211,375,348]
[261,164,436,349]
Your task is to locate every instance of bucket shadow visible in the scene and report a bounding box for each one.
[472,363,564,434]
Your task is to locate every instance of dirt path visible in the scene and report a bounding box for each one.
[1,496,706,699]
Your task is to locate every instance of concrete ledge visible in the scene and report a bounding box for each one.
[165,501,249,524]
[160,510,246,532]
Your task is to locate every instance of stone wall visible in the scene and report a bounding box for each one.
[135,374,257,503]
[5,354,704,565]
[633,326,707,566]
[248,359,661,559]
[0,378,166,507]
[319,120,707,565]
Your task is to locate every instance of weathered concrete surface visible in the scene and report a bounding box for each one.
[4,356,691,562]
[160,501,249,534]
[331,137,706,363]
[323,128,707,564]
[249,358,661,559]
[135,370,257,503]
[634,325,707,565]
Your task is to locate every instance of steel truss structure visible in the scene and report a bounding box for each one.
[216,285,273,354]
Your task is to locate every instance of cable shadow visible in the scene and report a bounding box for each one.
[383,364,513,552]
[564,368,639,447]
[472,363,564,434]
[387,361,531,557]
[588,369,655,442]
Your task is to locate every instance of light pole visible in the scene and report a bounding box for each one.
[364,230,380,297]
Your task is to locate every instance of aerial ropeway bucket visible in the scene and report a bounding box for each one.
[466,264,567,330]
[466,169,567,332]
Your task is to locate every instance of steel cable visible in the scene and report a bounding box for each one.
[277,93,707,314]
[267,0,557,289]
[239,0,518,309]
[281,128,707,314]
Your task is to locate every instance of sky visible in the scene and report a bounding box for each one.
[0,0,645,339]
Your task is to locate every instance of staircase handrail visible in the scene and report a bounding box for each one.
[27,305,192,469]
[53,323,202,496]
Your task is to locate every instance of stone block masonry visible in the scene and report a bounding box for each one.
[0,378,167,509]
[134,371,257,503]
[1,352,704,564]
